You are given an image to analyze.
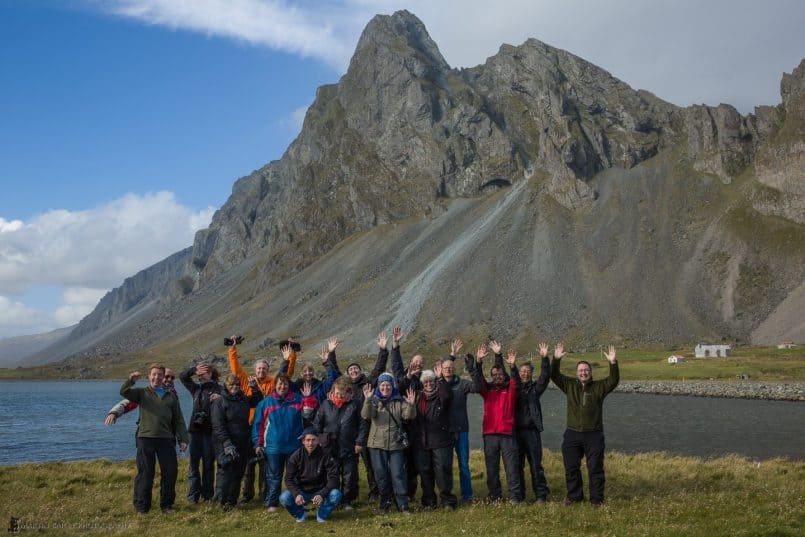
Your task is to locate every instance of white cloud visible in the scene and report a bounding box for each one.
[0,296,52,337]
[0,218,23,233]
[277,105,309,133]
[97,0,805,112]
[53,287,108,327]
[0,191,213,336]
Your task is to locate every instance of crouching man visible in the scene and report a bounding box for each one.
[279,427,342,523]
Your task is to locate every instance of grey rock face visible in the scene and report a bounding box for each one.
[52,11,804,363]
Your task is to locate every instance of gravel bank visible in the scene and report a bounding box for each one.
[613,381,805,401]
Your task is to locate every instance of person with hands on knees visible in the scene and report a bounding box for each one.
[120,364,189,514]
[471,344,523,504]
[551,344,620,508]
[279,427,342,523]
[361,373,416,514]
[514,342,552,503]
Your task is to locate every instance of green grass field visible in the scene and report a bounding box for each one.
[2,450,803,536]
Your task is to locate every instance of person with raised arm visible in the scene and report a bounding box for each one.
[361,373,417,514]
[228,337,297,503]
[178,362,223,504]
[471,344,523,504]
[105,368,177,427]
[443,338,479,503]
[412,362,456,511]
[551,344,620,507]
[120,364,189,514]
[388,325,421,500]
[289,337,341,425]
[514,342,552,503]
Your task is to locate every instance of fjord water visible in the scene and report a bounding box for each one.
[0,380,803,465]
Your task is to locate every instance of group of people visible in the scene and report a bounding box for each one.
[109,329,620,521]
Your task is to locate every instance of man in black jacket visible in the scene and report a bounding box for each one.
[179,363,223,503]
[279,427,342,523]
[514,342,552,503]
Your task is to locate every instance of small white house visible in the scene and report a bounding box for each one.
[667,355,686,364]
[695,344,731,358]
[777,342,796,350]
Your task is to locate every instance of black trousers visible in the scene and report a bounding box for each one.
[241,440,266,502]
[516,428,550,500]
[187,430,215,502]
[482,434,523,502]
[360,447,379,498]
[561,429,606,503]
[215,445,250,507]
[415,445,457,508]
[339,453,360,504]
[405,441,418,499]
[133,437,178,513]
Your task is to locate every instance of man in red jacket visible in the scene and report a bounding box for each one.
[470,343,523,504]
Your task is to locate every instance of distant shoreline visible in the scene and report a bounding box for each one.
[612,380,805,401]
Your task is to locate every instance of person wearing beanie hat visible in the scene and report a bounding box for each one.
[361,368,416,514]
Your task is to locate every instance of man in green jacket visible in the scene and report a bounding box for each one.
[551,344,619,507]
[121,363,189,514]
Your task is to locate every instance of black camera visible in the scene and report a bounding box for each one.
[192,411,209,428]
[224,335,244,346]
[278,340,302,352]
[397,430,410,449]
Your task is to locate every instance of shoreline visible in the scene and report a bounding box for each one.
[611,380,805,401]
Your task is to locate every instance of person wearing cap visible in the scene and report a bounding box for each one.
[120,363,189,514]
[228,338,297,503]
[252,372,317,511]
[211,374,264,510]
[412,365,456,511]
[514,343,552,503]
[179,362,223,504]
[279,427,342,523]
[361,371,416,514]
[471,343,523,504]
[552,344,619,507]
[105,368,177,427]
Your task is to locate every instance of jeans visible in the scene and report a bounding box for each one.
[517,428,550,500]
[453,431,473,501]
[264,452,290,507]
[482,434,523,502]
[562,429,606,503]
[133,437,178,513]
[369,448,408,511]
[279,489,342,521]
[188,430,215,502]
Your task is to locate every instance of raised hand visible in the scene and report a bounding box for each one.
[538,342,549,358]
[230,334,238,347]
[281,344,292,361]
[404,387,416,404]
[362,383,373,399]
[506,348,517,366]
[489,340,502,354]
[377,331,388,350]
[605,345,617,363]
[320,346,329,364]
[433,361,442,378]
[196,364,210,376]
[451,338,463,356]
[408,361,422,377]
[301,381,313,398]
[327,336,338,352]
[392,325,403,346]
[129,371,141,382]
[554,342,565,359]
[476,344,488,363]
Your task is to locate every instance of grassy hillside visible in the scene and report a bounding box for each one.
[1,450,802,536]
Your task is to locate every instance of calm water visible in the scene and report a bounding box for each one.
[0,381,803,465]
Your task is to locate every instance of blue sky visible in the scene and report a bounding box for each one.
[1,0,803,338]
